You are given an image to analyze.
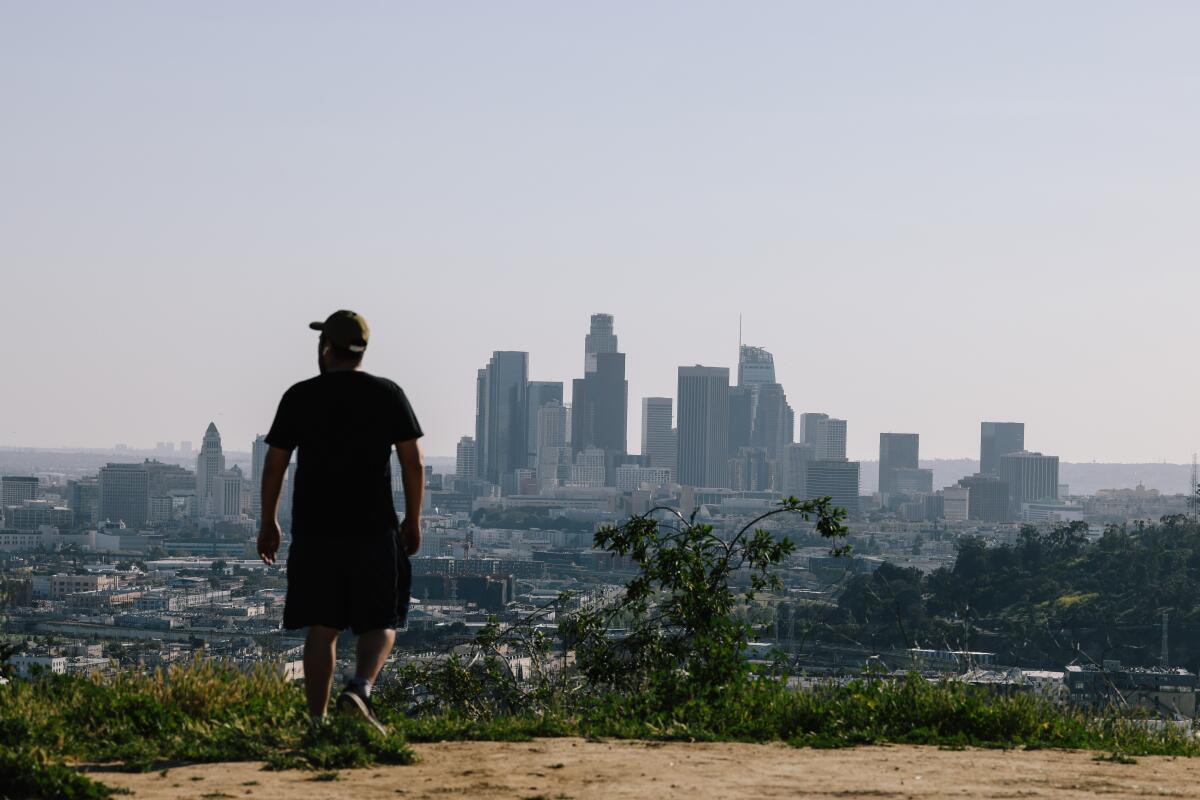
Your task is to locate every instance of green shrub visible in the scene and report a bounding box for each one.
[0,747,125,800]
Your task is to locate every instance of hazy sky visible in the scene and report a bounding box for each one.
[3,2,1199,462]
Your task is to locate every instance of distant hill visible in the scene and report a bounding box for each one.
[860,459,1194,496]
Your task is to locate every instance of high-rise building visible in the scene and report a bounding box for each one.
[455,436,477,480]
[572,316,628,459]
[879,433,920,497]
[66,477,100,527]
[729,447,770,492]
[998,451,1060,513]
[145,460,193,496]
[980,422,1025,475]
[677,366,730,488]
[475,351,529,488]
[195,422,225,517]
[749,382,793,460]
[812,418,848,461]
[98,463,149,527]
[640,397,676,478]
[806,460,861,517]
[583,313,618,373]
[891,468,934,496]
[250,434,268,517]
[957,473,1010,522]
[1,476,38,507]
[526,381,564,467]
[736,345,793,460]
[737,345,776,387]
[727,386,754,457]
[777,442,814,497]
[251,435,268,486]
[536,402,569,491]
[799,413,830,447]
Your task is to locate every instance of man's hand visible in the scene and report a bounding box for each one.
[400,516,421,556]
[257,520,282,565]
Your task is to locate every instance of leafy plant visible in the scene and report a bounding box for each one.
[562,497,847,706]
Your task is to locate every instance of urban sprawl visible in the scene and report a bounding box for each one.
[3,314,1197,718]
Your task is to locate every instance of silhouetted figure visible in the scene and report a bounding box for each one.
[257,309,424,731]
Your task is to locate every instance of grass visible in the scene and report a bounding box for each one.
[3,662,1199,799]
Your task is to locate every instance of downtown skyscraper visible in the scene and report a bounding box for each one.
[475,351,529,489]
[571,314,628,459]
[640,397,676,478]
[980,422,1025,475]
[677,366,729,488]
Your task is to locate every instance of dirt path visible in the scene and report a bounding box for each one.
[96,738,1200,799]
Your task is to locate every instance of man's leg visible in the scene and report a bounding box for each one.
[354,628,395,686]
[303,625,340,718]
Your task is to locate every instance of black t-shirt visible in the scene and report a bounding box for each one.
[264,371,422,539]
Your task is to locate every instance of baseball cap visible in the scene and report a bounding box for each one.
[309,310,369,353]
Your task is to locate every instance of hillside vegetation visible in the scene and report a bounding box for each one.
[825,516,1200,670]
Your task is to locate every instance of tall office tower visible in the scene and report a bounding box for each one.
[66,477,100,527]
[98,463,149,527]
[777,442,814,496]
[250,435,268,517]
[738,345,776,386]
[729,447,770,491]
[980,422,1025,475]
[813,418,848,461]
[583,313,618,373]
[750,382,793,460]
[998,451,1060,514]
[737,345,792,460]
[879,433,921,497]
[957,473,1011,522]
[475,351,529,488]
[677,366,730,488]
[455,436,477,480]
[727,386,754,456]
[179,440,193,455]
[572,315,628,459]
[640,397,676,477]
[805,460,861,517]
[525,381,564,467]
[1,476,38,507]
[799,413,830,446]
[195,422,225,516]
[280,461,297,529]
[536,401,569,491]
[212,466,245,519]
[251,435,268,486]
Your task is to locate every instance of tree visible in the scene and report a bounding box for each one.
[563,496,847,705]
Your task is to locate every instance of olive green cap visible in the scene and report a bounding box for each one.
[309,310,369,353]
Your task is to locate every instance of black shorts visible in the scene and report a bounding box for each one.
[283,530,411,635]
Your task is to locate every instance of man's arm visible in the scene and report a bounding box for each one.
[395,438,424,556]
[256,445,292,565]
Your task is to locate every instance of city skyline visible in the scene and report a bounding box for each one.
[3,4,1199,463]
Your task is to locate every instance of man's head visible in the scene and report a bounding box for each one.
[310,310,369,373]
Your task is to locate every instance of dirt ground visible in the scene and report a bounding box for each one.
[95,738,1200,799]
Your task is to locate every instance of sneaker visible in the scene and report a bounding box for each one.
[336,682,388,735]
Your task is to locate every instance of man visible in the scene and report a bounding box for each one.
[257,309,424,733]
